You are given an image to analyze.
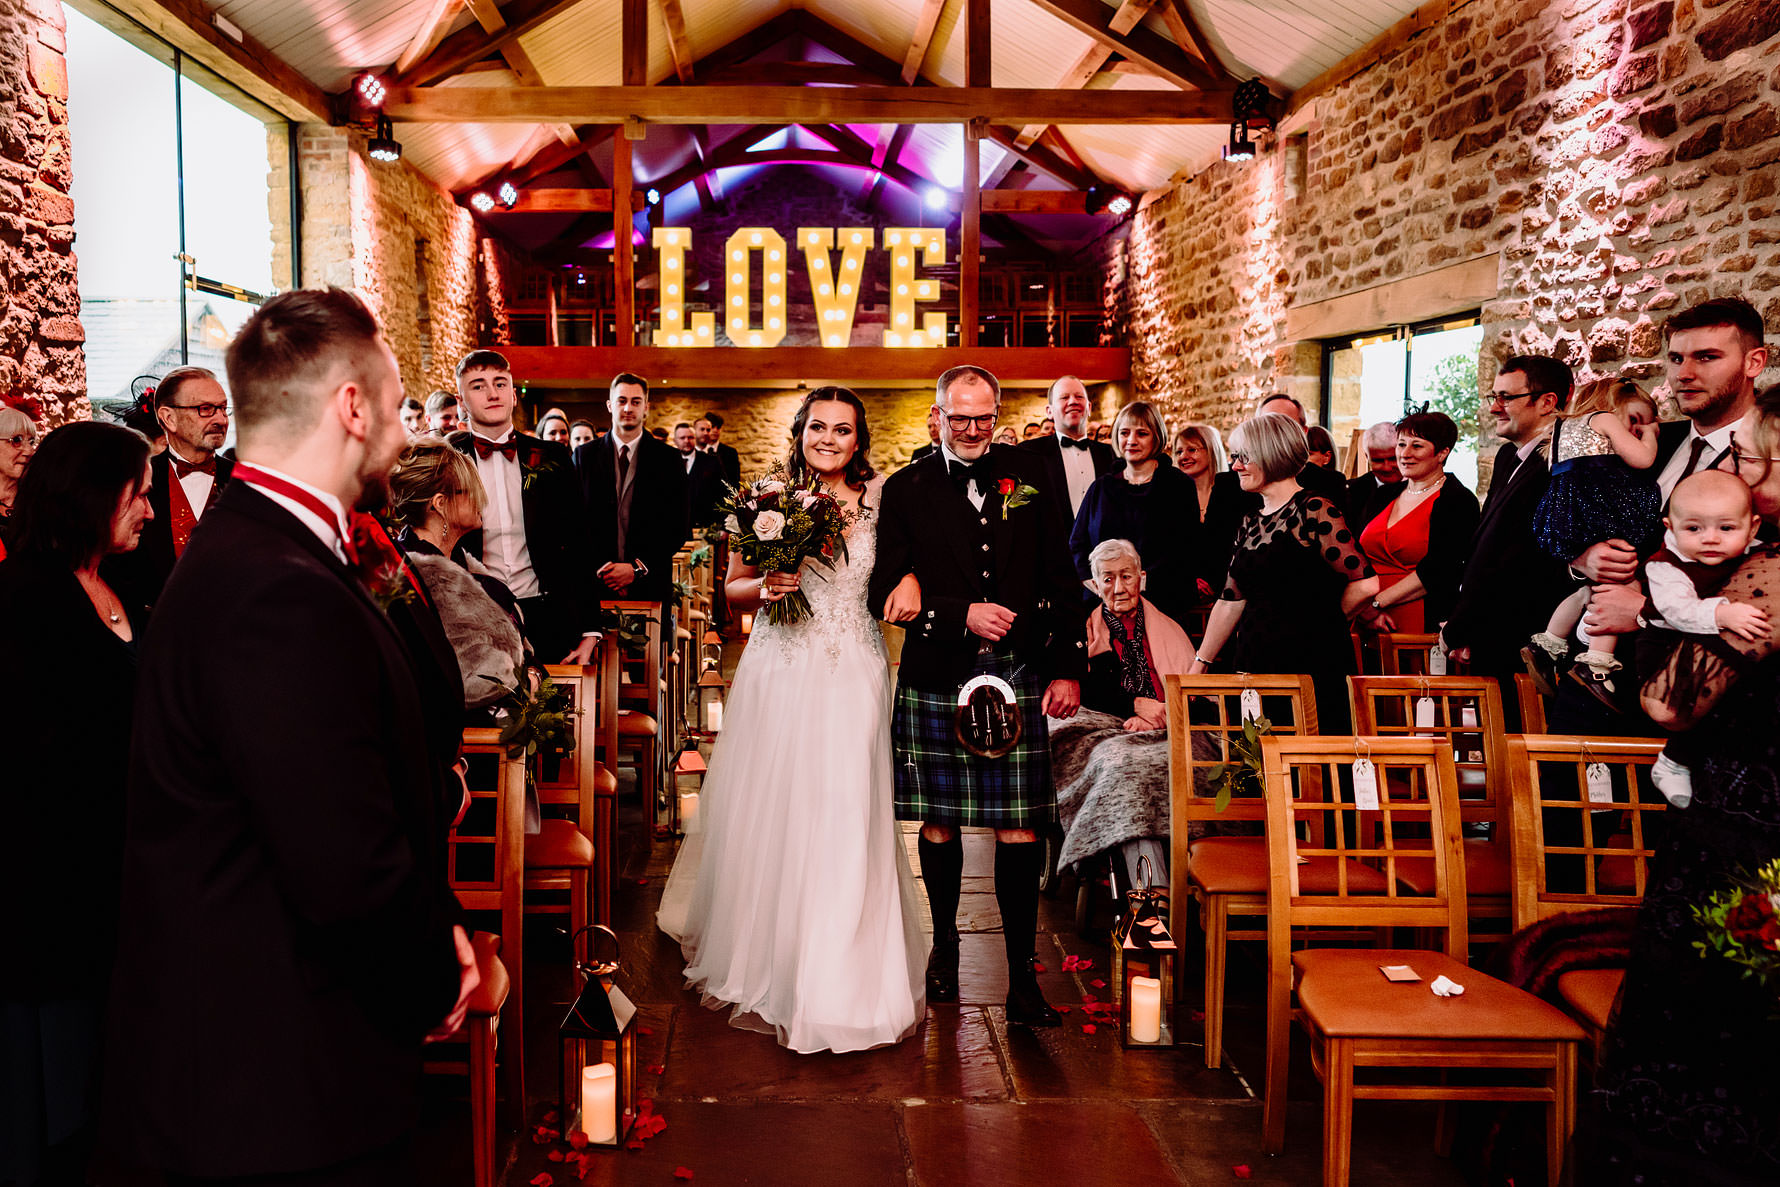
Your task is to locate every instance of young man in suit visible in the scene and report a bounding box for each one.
[106,288,476,1184]
[870,365,1086,1028]
[695,412,742,489]
[1441,355,1575,703]
[576,373,688,606]
[910,404,942,463]
[674,420,725,528]
[1018,374,1119,526]
[423,389,461,436]
[448,349,597,663]
[106,366,235,618]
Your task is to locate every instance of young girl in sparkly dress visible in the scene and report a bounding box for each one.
[1524,377,1663,704]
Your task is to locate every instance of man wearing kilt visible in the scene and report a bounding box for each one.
[870,365,1086,1027]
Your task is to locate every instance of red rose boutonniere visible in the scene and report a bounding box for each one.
[997,476,1039,521]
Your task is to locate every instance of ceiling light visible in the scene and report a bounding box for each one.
[1105,194,1132,217]
[497,181,518,208]
[924,186,947,211]
[368,115,401,163]
[355,73,387,108]
[1225,77,1274,165]
[1085,185,1134,218]
[645,187,661,206]
[469,191,496,213]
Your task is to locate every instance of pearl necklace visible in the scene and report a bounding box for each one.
[1402,475,1445,499]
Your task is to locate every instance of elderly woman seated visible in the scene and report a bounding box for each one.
[1048,538,1198,887]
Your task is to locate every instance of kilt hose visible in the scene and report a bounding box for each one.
[892,649,1056,830]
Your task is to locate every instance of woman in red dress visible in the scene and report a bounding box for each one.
[1354,411,1480,635]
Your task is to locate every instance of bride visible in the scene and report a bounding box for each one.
[657,386,928,1053]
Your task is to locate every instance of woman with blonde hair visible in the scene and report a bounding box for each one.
[1174,422,1245,600]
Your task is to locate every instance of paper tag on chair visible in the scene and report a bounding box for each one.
[1414,696,1437,729]
[1353,759,1379,810]
[1585,762,1613,805]
[1240,687,1261,724]
[1428,645,1448,675]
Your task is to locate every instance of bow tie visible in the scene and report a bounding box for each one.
[949,458,989,489]
[471,436,518,461]
[169,453,215,479]
[1060,436,1091,451]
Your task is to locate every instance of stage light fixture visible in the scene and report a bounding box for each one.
[368,115,402,163]
[355,73,387,107]
[469,192,496,214]
[645,187,662,206]
[1105,193,1133,217]
[1224,77,1274,164]
[924,186,947,212]
[1085,185,1135,218]
[497,181,519,208]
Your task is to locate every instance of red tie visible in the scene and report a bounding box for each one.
[472,435,518,460]
[232,464,357,565]
[168,451,217,480]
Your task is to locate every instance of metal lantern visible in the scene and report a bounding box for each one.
[559,925,639,1146]
[696,669,728,735]
[1112,856,1177,1048]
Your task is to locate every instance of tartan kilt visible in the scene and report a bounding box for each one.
[892,650,1056,829]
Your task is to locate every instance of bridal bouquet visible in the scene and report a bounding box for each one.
[1693,856,1780,991]
[718,468,851,626]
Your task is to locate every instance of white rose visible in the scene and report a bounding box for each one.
[761,479,786,495]
[797,490,817,508]
[754,510,786,540]
[724,514,742,534]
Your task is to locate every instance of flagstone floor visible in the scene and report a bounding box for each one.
[415,808,1471,1186]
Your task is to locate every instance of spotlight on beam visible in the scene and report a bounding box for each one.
[1105,193,1133,218]
[1085,185,1134,218]
[645,187,662,206]
[1224,77,1274,164]
[497,181,519,209]
[355,73,387,108]
[367,115,402,163]
[924,186,947,212]
[469,192,496,214]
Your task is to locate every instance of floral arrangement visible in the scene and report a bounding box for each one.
[717,467,853,626]
[349,513,425,614]
[1204,714,1273,813]
[493,663,579,784]
[996,476,1039,521]
[1693,856,1780,990]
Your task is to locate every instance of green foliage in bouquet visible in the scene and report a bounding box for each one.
[716,467,854,626]
[1693,857,1780,990]
[1204,715,1273,814]
[493,664,579,787]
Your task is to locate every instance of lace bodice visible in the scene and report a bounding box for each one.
[750,480,887,673]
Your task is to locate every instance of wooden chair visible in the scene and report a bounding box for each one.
[1377,632,1441,676]
[1347,676,1513,930]
[1514,674,1548,732]
[530,665,620,933]
[443,728,526,1187]
[1259,736,1584,1187]
[1165,673,1321,1069]
[1507,735,1667,1055]
[607,600,666,824]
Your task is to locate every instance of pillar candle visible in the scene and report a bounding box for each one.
[708,699,723,732]
[581,1063,617,1143]
[1130,976,1162,1044]
[679,791,700,834]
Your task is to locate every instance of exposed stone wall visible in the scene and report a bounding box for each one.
[1101,0,1780,440]
[0,0,83,427]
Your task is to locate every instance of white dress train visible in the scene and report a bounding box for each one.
[657,481,928,1053]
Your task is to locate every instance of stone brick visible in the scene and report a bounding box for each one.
[1430,93,1495,140]
[1728,103,1780,146]
[1678,122,1725,158]
[1697,0,1780,62]
[37,314,81,343]
[1611,51,1660,95]
[1640,104,1680,138]
[26,41,64,101]
[1630,1,1676,48]
[1679,71,1762,124]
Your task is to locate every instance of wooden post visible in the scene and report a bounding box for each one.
[613,134,634,347]
[545,272,559,347]
[961,0,990,348]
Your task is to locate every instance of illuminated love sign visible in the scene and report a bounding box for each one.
[651,226,947,348]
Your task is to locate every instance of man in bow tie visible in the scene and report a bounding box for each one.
[448,350,597,663]
[105,365,235,618]
[1018,375,1118,528]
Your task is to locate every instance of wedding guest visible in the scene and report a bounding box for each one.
[911,405,942,462]
[537,410,570,445]
[995,427,1018,446]
[1092,422,1112,443]
[1041,417,1056,436]
[105,366,235,618]
[424,389,462,435]
[1174,423,1245,599]
[1021,421,1042,440]
[0,405,36,558]
[388,439,527,706]
[107,288,477,1184]
[1190,413,1377,729]
[401,395,425,438]
[0,421,152,1186]
[576,373,689,605]
[1345,421,1401,523]
[1352,411,1480,636]
[1255,393,1347,502]
[449,349,597,662]
[1442,355,1574,697]
[1304,424,1337,469]
[117,394,168,458]
[675,419,724,527]
[1070,401,1202,625]
[695,412,741,489]
[1079,539,1197,726]
[569,419,596,450]
[1020,374,1117,528]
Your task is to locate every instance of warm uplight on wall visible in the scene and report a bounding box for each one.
[884,228,945,348]
[801,228,873,348]
[652,227,713,347]
[724,227,787,347]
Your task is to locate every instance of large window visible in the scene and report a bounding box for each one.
[1324,315,1485,490]
[66,4,288,412]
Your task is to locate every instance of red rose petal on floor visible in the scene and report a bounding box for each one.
[1082,992,1097,1003]
[567,1131,588,1150]
[1082,1023,1097,1034]
[1056,1005,1071,1014]
[647,1064,666,1075]
[636,877,650,885]
[1031,962,1046,973]
[1191,1010,1206,1023]
[638,1098,655,1115]
[638,1026,655,1036]
[627,1139,646,1151]
[543,1110,559,1123]
[1090,978,1106,988]
[674,1169,695,1181]
[1233,1165,1252,1179]
[530,1174,554,1186]
[548,1150,565,1162]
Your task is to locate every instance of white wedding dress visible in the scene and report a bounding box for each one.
[657,479,928,1053]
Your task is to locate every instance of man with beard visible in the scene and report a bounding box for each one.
[106,366,235,617]
[107,288,476,1184]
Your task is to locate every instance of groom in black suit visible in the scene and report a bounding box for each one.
[871,364,1086,1027]
[106,288,475,1182]
[576,373,688,605]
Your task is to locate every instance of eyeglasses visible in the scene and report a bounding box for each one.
[944,413,998,432]
[3,434,36,449]
[168,402,231,418]
[1483,390,1546,408]
[1228,451,1251,466]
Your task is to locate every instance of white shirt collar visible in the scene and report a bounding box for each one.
[472,426,515,445]
[236,461,349,562]
[1687,408,1756,452]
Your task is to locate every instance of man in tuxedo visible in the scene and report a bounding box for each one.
[1345,421,1401,525]
[675,420,724,527]
[424,389,461,436]
[106,288,476,1184]
[1018,374,1119,527]
[1257,393,1348,502]
[448,349,597,663]
[1441,355,1575,704]
[695,412,742,489]
[106,365,235,617]
[870,364,1086,1029]
[576,373,688,605]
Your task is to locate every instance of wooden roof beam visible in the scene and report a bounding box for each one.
[1013,0,1155,149]
[495,188,648,213]
[395,0,585,87]
[460,123,615,194]
[395,0,464,75]
[1159,0,1228,77]
[979,125,1096,190]
[98,0,332,122]
[901,0,947,85]
[1023,0,1228,93]
[659,0,695,83]
[383,85,1232,124]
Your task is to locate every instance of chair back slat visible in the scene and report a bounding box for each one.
[1377,633,1441,676]
[1347,676,1509,835]
[1506,734,1668,931]
[1513,674,1548,732]
[1262,736,1469,952]
[450,728,526,949]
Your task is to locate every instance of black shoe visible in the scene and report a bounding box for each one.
[1005,974,1061,1028]
[925,937,960,1003]
[1521,644,1561,698]
[1567,662,1622,713]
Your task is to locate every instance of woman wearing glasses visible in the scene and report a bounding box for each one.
[0,405,37,561]
[1187,412,1378,730]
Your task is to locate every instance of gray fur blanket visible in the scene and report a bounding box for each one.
[1048,710,1215,871]
[406,552,525,709]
